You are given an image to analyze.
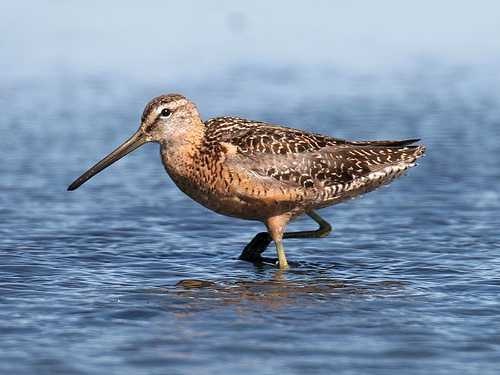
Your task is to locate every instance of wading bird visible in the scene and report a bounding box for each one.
[68,94,425,269]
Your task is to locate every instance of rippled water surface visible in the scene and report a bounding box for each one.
[2,66,499,374]
[2,2,500,374]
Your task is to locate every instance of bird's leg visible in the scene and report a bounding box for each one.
[283,210,332,239]
[239,232,272,262]
[238,210,332,266]
[266,215,290,270]
[238,215,291,269]
[274,240,289,270]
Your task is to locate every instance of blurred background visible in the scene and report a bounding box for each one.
[1,1,499,375]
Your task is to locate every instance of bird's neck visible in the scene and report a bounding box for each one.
[159,118,205,179]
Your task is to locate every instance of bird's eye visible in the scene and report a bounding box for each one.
[160,108,172,118]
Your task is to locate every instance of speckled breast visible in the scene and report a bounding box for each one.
[160,147,291,221]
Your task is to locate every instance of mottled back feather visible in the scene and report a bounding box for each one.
[204,117,425,197]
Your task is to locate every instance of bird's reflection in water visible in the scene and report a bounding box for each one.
[163,270,407,314]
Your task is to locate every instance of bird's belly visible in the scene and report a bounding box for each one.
[195,192,266,220]
[179,183,275,220]
[166,171,281,221]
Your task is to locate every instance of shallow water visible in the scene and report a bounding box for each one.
[1,65,500,374]
[2,2,500,373]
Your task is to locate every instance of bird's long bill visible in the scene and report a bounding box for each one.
[67,131,147,191]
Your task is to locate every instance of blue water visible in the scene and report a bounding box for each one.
[2,65,499,375]
[2,2,500,374]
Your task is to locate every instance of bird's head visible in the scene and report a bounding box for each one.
[67,93,201,191]
[140,93,201,143]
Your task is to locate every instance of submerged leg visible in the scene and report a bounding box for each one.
[239,210,333,264]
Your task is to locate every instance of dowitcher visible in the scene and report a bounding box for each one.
[68,94,425,269]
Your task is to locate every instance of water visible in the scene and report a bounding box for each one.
[2,2,500,374]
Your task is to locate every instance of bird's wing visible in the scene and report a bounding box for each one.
[206,117,425,191]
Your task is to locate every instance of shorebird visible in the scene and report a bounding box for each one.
[68,93,425,269]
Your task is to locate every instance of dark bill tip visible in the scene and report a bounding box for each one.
[67,131,147,191]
